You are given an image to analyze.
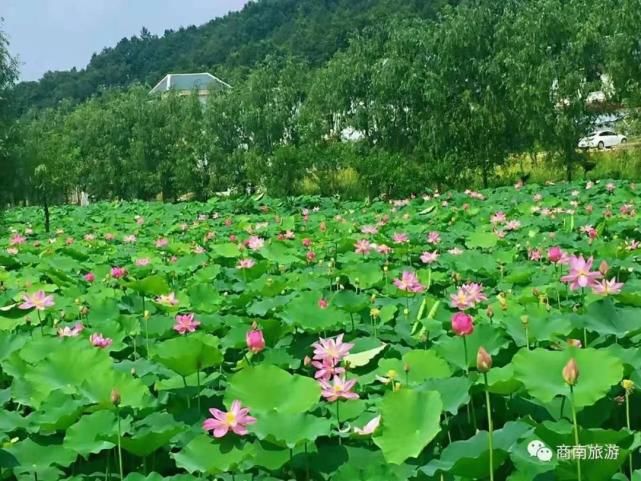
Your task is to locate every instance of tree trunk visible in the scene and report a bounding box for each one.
[43,195,50,233]
[566,155,573,182]
[482,160,489,189]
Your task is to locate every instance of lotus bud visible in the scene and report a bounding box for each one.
[110,389,121,406]
[403,308,409,316]
[486,305,494,319]
[370,307,380,318]
[599,260,609,276]
[130,368,136,376]
[520,315,529,326]
[532,288,541,297]
[386,369,398,380]
[403,362,410,374]
[622,379,635,393]
[245,323,265,354]
[567,339,582,348]
[144,310,150,320]
[476,346,492,373]
[303,356,312,366]
[383,265,388,272]
[562,358,579,386]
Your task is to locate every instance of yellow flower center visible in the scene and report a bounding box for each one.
[225,412,237,425]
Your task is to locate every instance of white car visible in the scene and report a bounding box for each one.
[578,130,627,149]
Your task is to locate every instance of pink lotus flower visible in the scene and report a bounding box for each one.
[392,232,409,244]
[318,298,329,309]
[302,238,312,247]
[104,233,115,241]
[237,258,255,269]
[156,292,179,306]
[354,239,372,255]
[65,237,75,246]
[420,251,439,264]
[312,334,353,363]
[592,278,624,296]
[529,249,542,261]
[320,376,359,401]
[427,231,441,244]
[448,247,464,255]
[547,246,565,264]
[450,283,486,310]
[354,415,381,435]
[625,239,640,251]
[361,225,378,235]
[606,182,616,192]
[306,250,316,262]
[6,247,18,256]
[58,323,84,337]
[376,244,392,255]
[135,258,150,267]
[155,238,169,249]
[451,312,474,336]
[135,215,145,225]
[83,272,95,282]
[203,400,256,438]
[174,313,200,334]
[393,271,425,293]
[490,212,506,224]
[90,333,112,348]
[311,357,345,381]
[111,267,127,279]
[561,255,603,290]
[123,235,137,244]
[246,324,266,353]
[9,234,26,246]
[19,291,55,311]
[505,220,521,231]
[283,230,295,239]
[84,234,95,242]
[247,236,265,250]
[450,289,471,310]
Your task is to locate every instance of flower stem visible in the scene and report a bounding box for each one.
[484,373,494,481]
[570,387,582,481]
[196,369,201,413]
[116,406,124,481]
[336,401,342,445]
[626,392,633,475]
[461,336,477,431]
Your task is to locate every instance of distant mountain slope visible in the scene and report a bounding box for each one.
[10,0,452,115]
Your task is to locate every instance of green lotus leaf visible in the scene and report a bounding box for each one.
[373,389,443,464]
[226,364,320,414]
[153,332,223,377]
[421,421,532,477]
[64,411,130,457]
[172,434,253,474]
[513,347,624,408]
[435,323,510,371]
[128,275,171,297]
[121,412,186,457]
[6,438,77,470]
[252,411,331,448]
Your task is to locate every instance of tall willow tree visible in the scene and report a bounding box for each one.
[0,22,18,232]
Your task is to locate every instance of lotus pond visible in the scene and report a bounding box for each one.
[1,181,640,481]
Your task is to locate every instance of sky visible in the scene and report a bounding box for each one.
[2,0,249,81]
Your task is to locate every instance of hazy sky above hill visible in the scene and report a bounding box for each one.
[3,0,249,81]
